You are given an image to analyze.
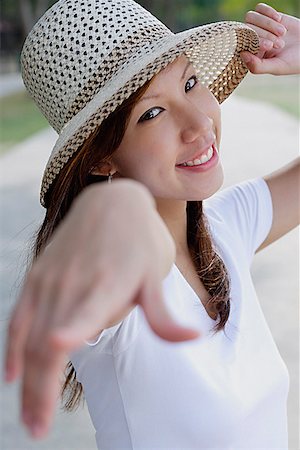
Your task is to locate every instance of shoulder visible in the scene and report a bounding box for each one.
[204,178,271,218]
[203,178,273,262]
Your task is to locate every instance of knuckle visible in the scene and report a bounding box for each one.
[266,18,275,29]
[266,31,277,42]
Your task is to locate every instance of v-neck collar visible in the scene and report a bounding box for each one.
[173,263,218,326]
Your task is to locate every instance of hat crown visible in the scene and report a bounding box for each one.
[21,0,171,133]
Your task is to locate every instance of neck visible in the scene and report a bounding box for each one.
[155,197,190,259]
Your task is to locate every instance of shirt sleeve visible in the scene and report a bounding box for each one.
[203,178,273,263]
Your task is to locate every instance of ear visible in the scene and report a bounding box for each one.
[91,161,117,177]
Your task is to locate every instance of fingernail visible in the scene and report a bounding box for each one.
[31,422,45,439]
[277,25,286,35]
[275,13,282,22]
[274,39,285,49]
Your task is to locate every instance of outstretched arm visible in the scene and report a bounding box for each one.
[241,3,300,250]
[259,159,300,251]
[5,180,199,439]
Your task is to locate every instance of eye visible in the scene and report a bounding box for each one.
[185,75,198,93]
[138,106,164,123]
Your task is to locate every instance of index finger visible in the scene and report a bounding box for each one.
[140,278,200,342]
[255,3,282,22]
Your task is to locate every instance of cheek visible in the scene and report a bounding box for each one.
[113,126,175,177]
[112,143,155,181]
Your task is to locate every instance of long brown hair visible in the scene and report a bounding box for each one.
[33,80,230,411]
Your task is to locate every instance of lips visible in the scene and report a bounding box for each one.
[176,142,216,167]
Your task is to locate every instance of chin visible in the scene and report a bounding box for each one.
[190,168,224,201]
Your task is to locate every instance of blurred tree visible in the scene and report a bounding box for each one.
[19,0,48,35]
[177,0,221,29]
[18,0,56,36]
[1,0,56,39]
[138,0,185,30]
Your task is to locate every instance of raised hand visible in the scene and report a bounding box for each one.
[241,3,300,75]
[5,180,199,439]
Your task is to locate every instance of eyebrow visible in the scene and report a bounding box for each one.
[138,61,192,104]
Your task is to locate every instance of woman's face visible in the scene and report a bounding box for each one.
[111,54,223,202]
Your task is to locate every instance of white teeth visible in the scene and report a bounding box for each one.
[200,154,209,164]
[207,147,213,159]
[181,146,214,167]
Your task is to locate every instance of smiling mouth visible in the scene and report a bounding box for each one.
[176,145,215,167]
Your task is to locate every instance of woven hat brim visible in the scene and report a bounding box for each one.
[40,22,259,207]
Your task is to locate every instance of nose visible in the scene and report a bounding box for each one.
[180,104,215,146]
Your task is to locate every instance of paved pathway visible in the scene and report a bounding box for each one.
[0,95,299,449]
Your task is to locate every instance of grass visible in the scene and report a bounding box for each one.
[0,74,299,154]
[234,73,300,118]
[0,91,48,154]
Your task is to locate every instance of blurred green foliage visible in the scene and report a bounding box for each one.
[138,0,299,30]
[1,1,299,37]
[0,91,48,153]
[219,0,299,21]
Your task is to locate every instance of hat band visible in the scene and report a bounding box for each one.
[62,27,172,129]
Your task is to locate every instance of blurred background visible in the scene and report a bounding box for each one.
[0,1,299,449]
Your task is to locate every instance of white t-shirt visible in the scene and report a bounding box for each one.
[71,178,289,450]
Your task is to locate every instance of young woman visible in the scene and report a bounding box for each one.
[5,0,300,448]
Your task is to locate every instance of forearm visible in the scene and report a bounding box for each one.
[260,157,300,250]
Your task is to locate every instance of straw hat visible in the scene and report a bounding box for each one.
[21,0,259,207]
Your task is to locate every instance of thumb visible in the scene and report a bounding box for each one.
[240,51,283,75]
[140,278,200,342]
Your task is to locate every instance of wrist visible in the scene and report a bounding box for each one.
[72,178,154,218]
